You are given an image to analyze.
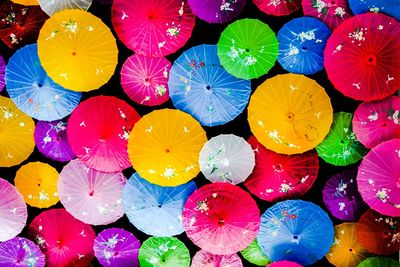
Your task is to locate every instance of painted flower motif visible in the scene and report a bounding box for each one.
[348,28,367,43]
[155,85,167,96]
[220,0,235,11]
[195,200,209,213]
[163,168,176,178]
[334,7,346,18]
[279,183,293,193]
[376,189,389,203]
[368,112,378,121]
[338,202,345,211]
[244,56,257,66]
[268,0,282,7]
[166,22,180,37]
[286,45,299,56]
[227,46,240,60]
[312,0,327,13]
[369,7,380,13]
[62,19,79,33]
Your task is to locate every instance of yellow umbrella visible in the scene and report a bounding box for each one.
[327,222,368,267]
[11,0,38,5]
[0,96,34,167]
[128,109,207,186]
[37,9,118,92]
[248,73,333,155]
[14,162,59,208]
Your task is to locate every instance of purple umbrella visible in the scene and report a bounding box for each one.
[188,0,247,24]
[0,55,5,92]
[94,228,140,267]
[0,237,45,267]
[34,119,75,162]
[323,170,367,221]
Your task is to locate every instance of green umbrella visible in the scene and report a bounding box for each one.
[357,257,400,267]
[316,112,367,166]
[138,237,190,267]
[240,238,271,266]
[217,18,278,80]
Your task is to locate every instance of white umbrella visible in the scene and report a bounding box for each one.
[39,0,92,16]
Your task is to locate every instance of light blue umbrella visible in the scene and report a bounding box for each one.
[168,44,251,127]
[349,0,400,22]
[5,44,81,121]
[122,173,197,237]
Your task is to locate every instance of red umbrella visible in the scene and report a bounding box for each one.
[324,13,400,101]
[253,0,301,16]
[0,1,47,49]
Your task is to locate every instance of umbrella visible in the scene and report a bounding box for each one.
[93,228,140,267]
[252,0,301,16]
[0,96,35,168]
[0,55,5,92]
[128,108,207,186]
[356,209,400,255]
[302,0,352,30]
[182,182,260,255]
[244,136,319,202]
[121,54,171,106]
[0,178,27,242]
[357,138,400,217]
[28,208,96,267]
[11,0,38,5]
[352,96,400,149]
[267,261,303,267]
[240,238,271,266]
[357,257,400,267]
[34,119,76,162]
[168,44,251,127]
[323,170,367,221]
[0,1,47,49]
[348,0,400,22]
[324,13,400,101]
[123,172,197,237]
[247,73,333,155]
[111,0,195,57]
[138,237,190,267]
[38,0,93,16]
[257,199,334,266]
[5,44,82,121]
[326,222,368,267]
[37,9,118,92]
[0,237,45,267]
[217,18,278,79]
[187,0,246,24]
[67,96,140,173]
[14,161,59,209]
[277,17,331,75]
[58,159,126,225]
[191,250,243,267]
[198,134,255,184]
[316,112,367,166]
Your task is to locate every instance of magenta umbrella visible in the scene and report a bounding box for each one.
[191,250,243,267]
[0,237,45,267]
[0,55,5,92]
[188,0,246,24]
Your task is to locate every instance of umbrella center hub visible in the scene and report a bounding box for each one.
[165,148,170,153]
[273,164,284,172]
[291,235,300,243]
[89,191,94,197]
[55,136,61,142]
[205,85,211,91]
[286,112,295,122]
[218,219,225,226]
[113,252,119,256]
[147,11,157,20]
[301,46,307,51]
[144,77,151,86]
[383,230,390,237]
[367,55,377,65]
[245,48,250,53]
[72,51,77,56]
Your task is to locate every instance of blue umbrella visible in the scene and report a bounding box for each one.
[257,200,334,266]
[168,44,251,127]
[349,0,400,22]
[5,44,81,121]
[277,17,331,75]
[122,173,197,237]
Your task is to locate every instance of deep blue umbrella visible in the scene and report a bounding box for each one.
[349,0,400,22]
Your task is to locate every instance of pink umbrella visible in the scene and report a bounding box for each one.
[58,159,126,225]
[357,139,400,217]
[268,261,303,267]
[191,250,243,267]
[253,0,301,16]
[121,54,171,106]
[353,96,400,149]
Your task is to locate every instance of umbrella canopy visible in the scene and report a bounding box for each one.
[0,56,5,92]
[182,182,260,255]
[0,96,35,168]
[38,9,118,92]
[0,178,27,242]
[93,228,140,267]
[356,209,400,255]
[324,13,400,101]
[244,136,319,202]
[199,134,255,184]
[352,96,400,149]
[34,119,76,162]
[28,208,96,267]
[323,170,367,221]
[15,161,59,209]
[5,44,82,121]
[316,112,367,166]
[112,0,195,57]
[138,237,190,267]
[240,238,271,266]
[11,0,38,5]
[217,18,278,79]
[327,222,368,267]
[0,237,45,267]
[122,172,197,237]
[191,250,243,267]
[257,199,334,266]
[168,44,251,127]
[357,138,400,217]
[38,0,92,16]
[0,1,47,49]
[357,257,400,267]
[188,0,246,24]
[67,96,140,173]
[348,0,400,22]
[277,17,331,75]
[121,54,171,106]
[267,261,302,267]
[252,0,301,16]
[58,159,126,225]
[248,73,333,155]
[128,108,207,186]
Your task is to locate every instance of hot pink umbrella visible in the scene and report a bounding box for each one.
[121,54,171,106]
[353,96,400,149]
[268,261,303,267]
[191,250,243,267]
[112,0,195,57]
[182,182,260,255]
[253,0,301,16]
[357,139,400,217]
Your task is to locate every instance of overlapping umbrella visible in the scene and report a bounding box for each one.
[0,55,5,92]
[240,239,271,266]
[252,0,301,16]
[0,237,45,267]
[357,257,400,267]
[38,0,93,16]
[348,0,400,21]
[188,0,246,24]
[267,261,303,267]
[11,0,38,5]
[191,250,243,267]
